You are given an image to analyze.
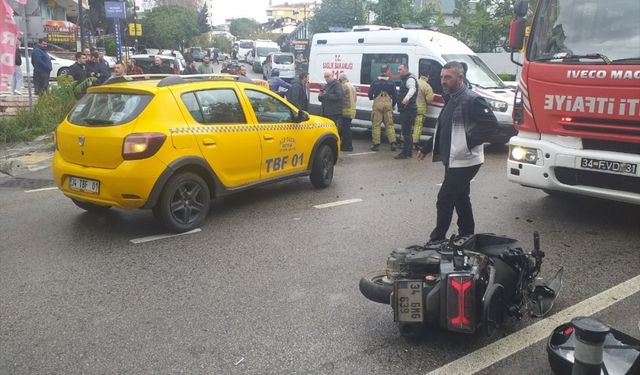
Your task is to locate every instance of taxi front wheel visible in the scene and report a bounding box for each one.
[310,144,334,189]
[153,172,211,233]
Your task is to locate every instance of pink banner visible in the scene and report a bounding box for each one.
[1,0,19,93]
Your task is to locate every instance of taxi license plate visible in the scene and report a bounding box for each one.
[394,280,423,322]
[580,158,637,176]
[69,176,100,194]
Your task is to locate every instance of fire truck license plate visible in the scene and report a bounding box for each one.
[580,158,638,176]
[395,280,423,322]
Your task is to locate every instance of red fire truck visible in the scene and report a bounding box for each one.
[507,0,640,205]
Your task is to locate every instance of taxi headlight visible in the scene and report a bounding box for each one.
[510,145,539,164]
[488,99,509,112]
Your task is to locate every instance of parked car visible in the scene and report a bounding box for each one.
[52,74,339,232]
[128,54,185,74]
[262,52,296,81]
[19,47,75,80]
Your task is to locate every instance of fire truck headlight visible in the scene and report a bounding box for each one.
[488,99,508,112]
[510,145,539,164]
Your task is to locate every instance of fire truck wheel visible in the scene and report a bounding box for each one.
[359,271,393,304]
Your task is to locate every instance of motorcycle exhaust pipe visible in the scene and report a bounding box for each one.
[571,317,610,375]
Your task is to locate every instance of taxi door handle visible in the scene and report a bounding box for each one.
[263,134,274,141]
[202,138,216,146]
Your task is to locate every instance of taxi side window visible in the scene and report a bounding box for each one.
[181,89,246,124]
[244,89,294,123]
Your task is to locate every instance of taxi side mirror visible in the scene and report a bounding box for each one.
[295,110,309,123]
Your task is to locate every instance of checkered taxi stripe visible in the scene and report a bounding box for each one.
[169,123,335,134]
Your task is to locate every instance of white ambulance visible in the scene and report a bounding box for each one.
[308,29,516,144]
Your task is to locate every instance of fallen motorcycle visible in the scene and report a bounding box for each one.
[359,232,563,337]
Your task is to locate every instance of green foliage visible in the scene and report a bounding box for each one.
[498,73,516,81]
[370,0,414,27]
[309,0,368,33]
[229,18,262,39]
[104,36,116,56]
[0,76,77,144]
[139,5,200,49]
[212,35,232,53]
[437,0,513,52]
[197,4,211,33]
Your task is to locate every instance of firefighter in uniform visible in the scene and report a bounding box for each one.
[412,72,435,149]
[368,64,398,151]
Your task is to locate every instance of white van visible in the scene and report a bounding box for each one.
[308,29,516,144]
[237,39,254,62]
[247,40,280,73]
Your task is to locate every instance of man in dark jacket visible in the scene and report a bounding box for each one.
[417,61,498,243]
[318,70,343,128]
[368,64,398,151]
[86,52,110,85]
[148,56,171,74]
[67,52,89,99]
[182,60,199,75]
[285,72,309,111]
[31,39,52,95]
[395,64,418,159]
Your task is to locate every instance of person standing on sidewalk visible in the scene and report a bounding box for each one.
[285,71,309,111]
[198,55,216,74]
[394,64,418,159]
[417,61,497,243]
[67,52,90,99]
[318,70,343,129]
[31,39,52,95]
[367,64,398,152]
[412,71,434,149]
[339,73,356,152]
[12,46,23,95]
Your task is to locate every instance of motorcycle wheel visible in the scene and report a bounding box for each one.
[359,271,393,304]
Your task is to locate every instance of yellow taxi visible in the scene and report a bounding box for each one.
[53,74,339,232]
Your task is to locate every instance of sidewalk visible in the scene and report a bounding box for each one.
[0,134,54,179]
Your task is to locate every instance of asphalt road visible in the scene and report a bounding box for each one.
[1,122,638,374]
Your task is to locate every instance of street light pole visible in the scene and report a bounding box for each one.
[78,0,84,50]
[133,0,138,47]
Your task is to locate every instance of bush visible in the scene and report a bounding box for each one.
[498,73,516,82]
[0,75,77,144]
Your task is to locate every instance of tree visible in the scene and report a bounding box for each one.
[437,0,513,52]
[229,18,262,39]
[370,0,414,27]
[197,4,211,33]
[212,35,233,53]
[308,0,368,33]
[139,5,200,49]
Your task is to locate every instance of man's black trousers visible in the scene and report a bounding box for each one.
[430,164,481,241]
[399,110,417,156]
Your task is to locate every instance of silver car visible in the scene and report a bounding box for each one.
[262,52,296,81]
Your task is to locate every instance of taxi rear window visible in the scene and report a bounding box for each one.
[68,93,152,126]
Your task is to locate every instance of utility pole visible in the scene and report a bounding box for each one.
[133,0,139,47]
[78,0,84,50]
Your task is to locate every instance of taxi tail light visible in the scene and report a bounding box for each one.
[122,133,166,160]
[446,274,476,333]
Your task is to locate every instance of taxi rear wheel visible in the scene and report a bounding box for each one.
[71,199,112,212]
[153,172,211,233]
[310,144,334,189]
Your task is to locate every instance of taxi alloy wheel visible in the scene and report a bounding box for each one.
[310,145,334,189]
[153,172,210,233]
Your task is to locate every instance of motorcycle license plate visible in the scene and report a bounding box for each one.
[394,280,423,322]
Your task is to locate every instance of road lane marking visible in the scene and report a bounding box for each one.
[313,198,363,209]
[130,228,201,244]
[344,152,376,156]
[24,187,58,193]
[426,274,640,375]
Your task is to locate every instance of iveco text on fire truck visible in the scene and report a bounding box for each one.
[507,0,640,204]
